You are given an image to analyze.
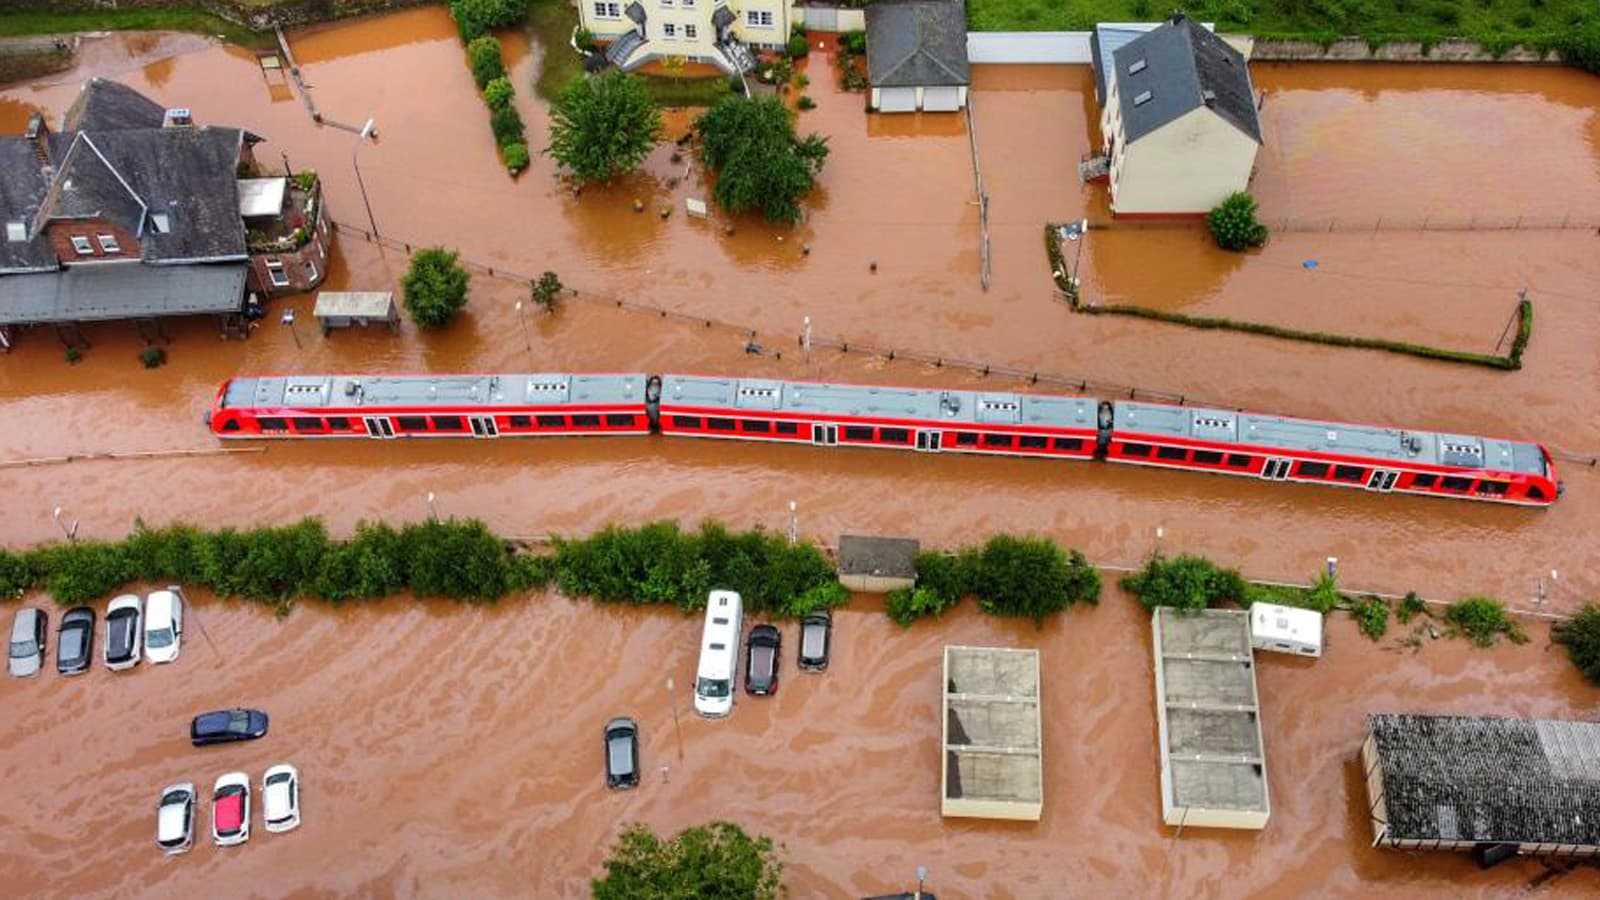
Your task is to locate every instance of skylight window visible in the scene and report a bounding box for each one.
[1129,58,1147,74]
[1133,91,1153,106]
[150,212,171,234]
[5,221,24,242]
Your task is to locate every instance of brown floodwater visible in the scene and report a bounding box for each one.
[2,14,1600,894]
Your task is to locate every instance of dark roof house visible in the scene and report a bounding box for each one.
[1110,14,1261,145]
[865,0,970,112]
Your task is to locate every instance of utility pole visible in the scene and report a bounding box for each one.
[280,307,301,348]
[666,676,684,760]
[51,506,79,542]
[353,117,380,237]
[788,501,798,546]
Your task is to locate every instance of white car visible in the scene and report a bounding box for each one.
[262,764,301,833]
[143,587,184,665]
[156,782,196,855]
[212,772,251,847]
[105,594,142,671]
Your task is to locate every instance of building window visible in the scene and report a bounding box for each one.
[5,221,24,242]
[685,23,697,39]
[150,212,170,233]
[305,260,318,282]
[746,10,773,27]
[682,0,694,6]
[97,234,120,253]
[1134,90,1153,106]
[661,0,673,5]
[663,23,676,38]
[266,259,289,287]
[593,1,620,17]
[1128,58,1147,75]
[70,235,93,255]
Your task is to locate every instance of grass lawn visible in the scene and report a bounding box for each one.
[529,0,582,101]
[0,7,268,48]
[967,0,1598,50]
[639,74,731,107]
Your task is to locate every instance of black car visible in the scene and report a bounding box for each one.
[744,624,781,696]
[604,717,640,790]
[56,607,95,676]
[190,708,270,747]
[798,610,832,672]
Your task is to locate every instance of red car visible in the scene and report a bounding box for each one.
[212,772,250,847]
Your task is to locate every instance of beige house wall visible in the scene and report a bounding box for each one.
[1109,106,1258,215]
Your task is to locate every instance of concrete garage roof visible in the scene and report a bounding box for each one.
[942,646,1042,821]
[866,0,971,88]
[0,262,247,325]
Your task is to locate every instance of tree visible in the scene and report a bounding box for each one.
[970,535,1100,623]
[592,821,784,900]
[466,35,505,89]
[547,71,662,184]
[530,270,563,312]
[1207,191,1268,251]
[402,247,470,328]
[1120,554,1249,612]
[1559,22,1600,75]
[1554,604,1600,686]
[695,96,828,224]
[449,0,529,40]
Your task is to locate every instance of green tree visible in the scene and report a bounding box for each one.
[968,535,1099,622]
[449,0,529,40]
[695,96,829,224]
[530,270,563,311]
[402,247,471,328]
[1559,23,1600,75]
[1554,604,1600,686]
[592,821,784,900]
[547,71,663,184]
[466,35,506,88]
[1120,554,1249,612]
[1207,191,1269,251]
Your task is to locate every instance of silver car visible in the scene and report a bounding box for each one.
[8,607,46,678]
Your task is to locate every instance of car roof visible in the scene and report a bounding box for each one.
[144,593,174,628]
[263,777,294,815]
[214,792,244,830]
[158,800,189,840]
[195,710,234,729]
[10,608,40,638]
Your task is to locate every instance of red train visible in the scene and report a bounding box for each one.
[208,372,1560,507]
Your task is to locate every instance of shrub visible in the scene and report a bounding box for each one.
[484,75,515,111]
[1396,591,1426,623]
[1248,573,1344,614]
[787,32,810,58]
[140,346,166,368]
[548,71,663,184]
[840,30,867,55]
[795,73,809,88]
[65,346,82,364]
[509,553,558,591]
[0,549,37,598]
[311,521,407,603]
[913,549,976,608]
[575,26,597,54]
[1353,595,1390,640]
[1121,554,1248,612]
[592,821,783,900]
[1554,604,1600,686]
[466,35,506,88]
[502,141,530,174]
[886,585,957,627]
[491,104,525,146]
[695,96,828,224]
[970,536,1099,623]
[531,270,563,311]
[30,541,131,606]
[401,518,515,602]
[796,95,816,110]
[450,0,529,41]
[1207,191,1269,251]
[1558,23,1600,75]
[1444,596,1527,647]
[402,247,470,328]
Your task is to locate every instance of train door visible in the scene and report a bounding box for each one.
[363,417,395,439]
[468,415,499,438]
[1366,469,1398,492]
[1260,457,1291,480]
[915,430,941,452]
[812,424,838,446]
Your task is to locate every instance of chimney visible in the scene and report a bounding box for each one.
[25,113,50,167]
[162,107,193,129]
[1202,89,1217,107]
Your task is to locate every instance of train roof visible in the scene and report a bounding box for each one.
[221,373,649,410]
[1113,400,1547,476]
[661,375,1098,431]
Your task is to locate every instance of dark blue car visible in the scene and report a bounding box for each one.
[190,708,269,747]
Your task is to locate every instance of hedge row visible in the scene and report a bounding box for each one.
[886,535,1101,626]
[0,518,846,618]
[1044,224,1533,371]
[458,23,529,173]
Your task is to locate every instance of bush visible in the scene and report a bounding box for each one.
[1207,191,1269,251]
[466,35,506,88]
[1247,572,1344,614]
[787,32,810,58]
[575,26,596,54]
[796,95,816,110]
[450,0,529,40]
[840,30,867,54]
[1554,604,1600,686]
[592,821,783,900]
[140,346,166,368]
[914,549,975,610]
[483,75,515,111]
[401,518,515,602]
[30,541,131,606]
[0,549,36,598]
[970,536,1099,623]
[695,96,828,224]
[1396,591,1426,623]
[1353,595,1390,640]
[311,521,407,603]
[491,103,525,146]
[886,585,957,627]
[531,270,563,311]
[401,247,471,328]
[502,141,530,174]
[1559,23,1600,75]
[1444,596,1528,647]
[548,71,663,184]
[1120,554,1248,612]
[795,73,809,88]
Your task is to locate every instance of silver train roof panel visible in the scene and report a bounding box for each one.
[224,373,649,410]
[661,375,1097,431]
[1113,401,1546,476]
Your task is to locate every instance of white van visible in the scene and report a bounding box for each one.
[693,590,743,718]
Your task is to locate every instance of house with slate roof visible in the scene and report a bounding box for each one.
[0,79,329,349]
[1096,14,1262,216]
[865,0,970,113]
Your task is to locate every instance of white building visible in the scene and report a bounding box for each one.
[1096,14,1262,216]
[865,0,970,113]
[582,0,793,75]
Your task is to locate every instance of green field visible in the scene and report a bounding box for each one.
[0,7,267,48]
[968,0,1598,51]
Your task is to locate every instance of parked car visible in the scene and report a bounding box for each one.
[262,764,301,833]
[105,594,142,671]
[143,587,185,665]
[745,624,781,696]
[603,717,640,790]
[212,772,251,847]
[156,782,196,855]
[191,708,270,747]
[8,607,46,678]
[798,610,832,672]
[56,607,95,676]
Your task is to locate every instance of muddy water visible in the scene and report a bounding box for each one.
[1,588,1596,898]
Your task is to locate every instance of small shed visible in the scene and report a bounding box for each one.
[313,291,399,335]
[1249,602,1322,657]
[866,0,971,113]
[837,535,918,593]
[942,645,1042,821]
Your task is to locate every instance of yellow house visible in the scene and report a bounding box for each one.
[1099,14,1262,217]
[582,0,794,75]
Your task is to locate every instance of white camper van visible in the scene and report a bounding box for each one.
[694,590,743,718]
[1250,602,1323,657]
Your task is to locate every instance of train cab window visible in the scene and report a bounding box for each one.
[775,421,799,435]
[1018,435,1047,449]
[221,419,241,433]
[432,416,463,430]
[509,415,533,428]
[1226,453,1252,468]
[955,432,978,446]
[396,416,429,432]
[1193,450,1223,465]
[1410,473,1438,488]
[256,417,287,431]
[844,426,875,441]
[742,420,771,433]
[1440,476,1473,491]
[1052,437,1082,452]
[1333,465,1365,482]
[707,418,736,431]
[1477,481,1509,496]
[606,414,636,427]
[291,417,323,432]
[325,417,350,431]
[1121,442,1151,457]
[671,416,701,429]
[1156,446,1188,461]
[538,415,567,427]
[982,433,1013,448]
[1295,462,1330,478]
[881,428,910,444]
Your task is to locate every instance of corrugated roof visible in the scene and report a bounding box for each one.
[866,0,971,89]
[1111,14,1261,145]
[0,262,246,325]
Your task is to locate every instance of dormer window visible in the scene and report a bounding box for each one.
[98,234,120,253]
[70,235,93,255]
[4,221,24,242]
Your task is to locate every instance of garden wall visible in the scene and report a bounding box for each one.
[966,32,1089,64]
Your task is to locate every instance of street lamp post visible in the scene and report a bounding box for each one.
[426,491,440,520]
[280,307,301,348]
[1066,218,1090,289]
[916,866,928,899]
[666,676,684,760]
[788,501,798,546]
[353,117,380,237]
[51,506,79,542]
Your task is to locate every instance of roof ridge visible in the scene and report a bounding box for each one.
[80,133,150,237]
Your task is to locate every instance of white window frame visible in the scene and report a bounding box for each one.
[266,259,290,287]
[663,22,676,39]
[5,221,25,242]
[685,23,697,39]
[70,235,93,255]
[97,233,120,253]
[593,1,620,18]
[746,10,773,27]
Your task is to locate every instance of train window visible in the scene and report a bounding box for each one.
[1440,476,1472,491]
[982,433,1012,448]
[775,421,799,435]
[955,432,978,446]
[222,419,241,432]
[1053,437,1082,451]
[1156,446,1187,461]
[396,416,428,431]
[571,414,602,427]
[672,416,701,429]
[1121,442,1151,457]
[743,420,771,433]
[1410,473,1438,488]
[1295,462,1330,478]
[291,417,323,432]
[432,416,463,430]
[1226,453,1252,468]
[538,415,566,427]
[1018,435,1047,449]
[1477,481,1509,496]
[880,428,910,443]
[257,417,287,431]
[325,417,350,430]
[509,415,532,428]
[843,426,874,441]
[1193,450,1223,465]
[707,418,736,431]
[606,414,636,427]
[1333,465,1365,482]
